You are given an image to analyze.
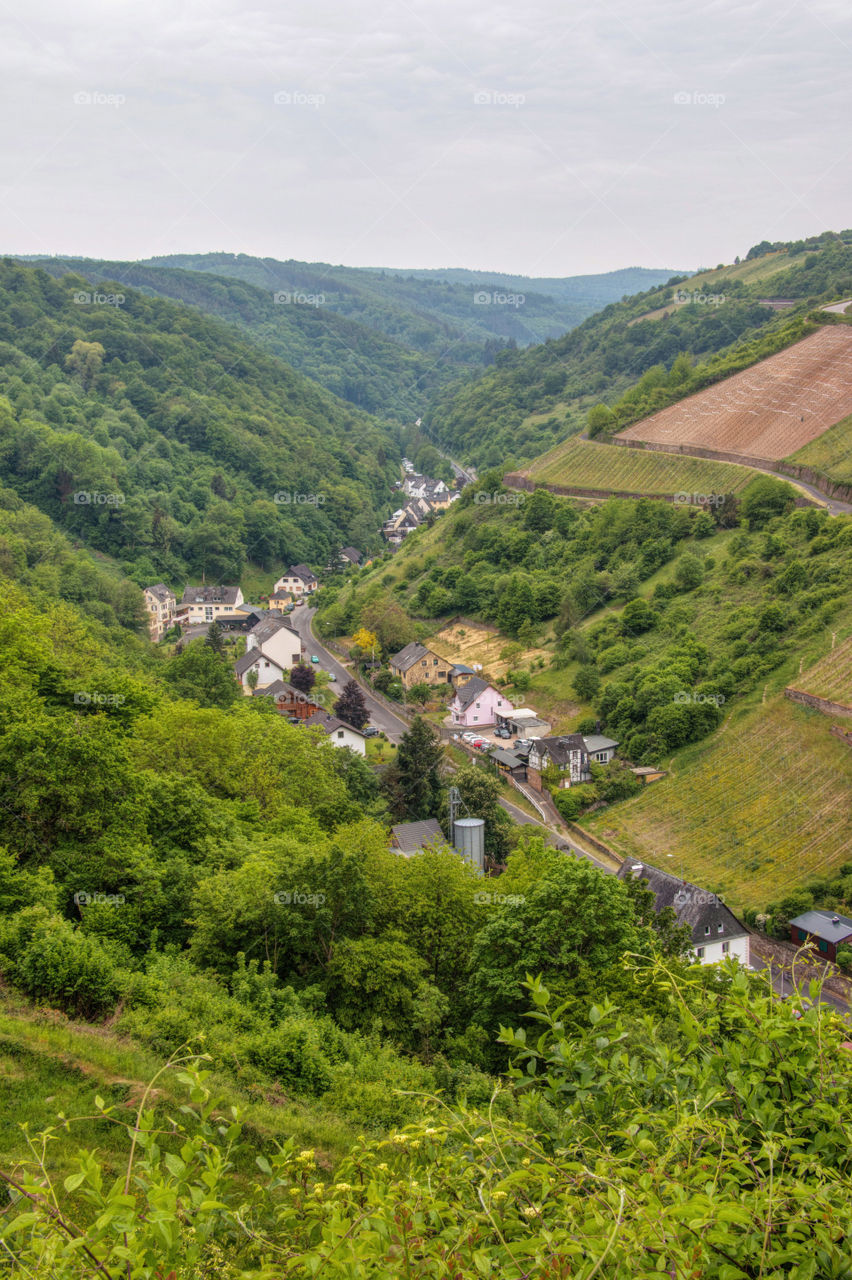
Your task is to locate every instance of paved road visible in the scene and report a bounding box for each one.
[750,954,849,1017]
[288,605,409,742]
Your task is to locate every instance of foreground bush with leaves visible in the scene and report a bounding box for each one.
[3,959,852,1278]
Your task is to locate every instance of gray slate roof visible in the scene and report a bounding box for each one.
[618,860,749,947]
[790,910,852,943]
[145,583,174,602]
[490,748,524,768]
[390,819,446,856]
[233,647,284,676]
[287,563,318,582]
[181,584,241,605]
[454,676,496,711]
[250,614,299,642]
[583,734,619,753]
[533,734,587,767]
[339,546,362,563]
[304,710,365,737]
[390,641,433,672]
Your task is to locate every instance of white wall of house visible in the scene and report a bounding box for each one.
[239,653,286,692]
[182,588,244,625]
[693,934,750,966]
[246,629,301,668]
[274,575,317,596]
[326,726,366,755]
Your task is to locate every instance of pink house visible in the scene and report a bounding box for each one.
[450,676,507,728]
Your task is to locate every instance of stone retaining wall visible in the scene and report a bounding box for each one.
[784,686,852,720]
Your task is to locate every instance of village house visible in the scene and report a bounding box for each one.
[527,732,619,788]
[789,909,852,961]
[245,614,302,669]
[143,584,176,641]
[267,590,294,613]
[619,861,751,967]
[390,641,451,689]
[389,818,447,857]
[252,679,322,720]
[304,710,367,755]
[496,707,551,740]
[338,546,363,568]
[449,663,478,690]
[274,565,319,596]
[233,647,287,693]
[178,584,244,626]
[449,675,508,728]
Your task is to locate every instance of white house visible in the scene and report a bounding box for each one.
[245,615,302,669]
[274,565,319,596]
[143,584,176,641]
[304,710,367,755]
[233,647,287,693]
[619,861,751,967]
[179,585,244,626]
[528,732,619,786]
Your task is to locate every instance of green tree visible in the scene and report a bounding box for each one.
[394,716,443,820]
[333,678,369,730]
[162,640,240,709]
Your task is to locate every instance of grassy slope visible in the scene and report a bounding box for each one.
[585,691,852,911]
[788,632,852,706]
[785,412,852,485]
[520,438,758,495]
[0,993,359,1182]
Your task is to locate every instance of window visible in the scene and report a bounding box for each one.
[798,928,807,942]
[704,925,711,936]
[819,939,828,953]
[722,942,730,954]
[473,716,478,722]
[717,924,724,934]
[337,730,344,738]
[433,658,438,665]
[696,947,705,959]
[421,660,427,667]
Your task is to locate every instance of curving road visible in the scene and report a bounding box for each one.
[287,605,409,742]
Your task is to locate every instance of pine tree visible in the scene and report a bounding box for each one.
[394,716,443,820]
[204,620,226,655]
[333,679,369,730]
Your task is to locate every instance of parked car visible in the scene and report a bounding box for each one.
[310,654,320,664]
[471,737,487,749]
[495,728,511,739]
[327,673,337,681]
[363,726,380,738]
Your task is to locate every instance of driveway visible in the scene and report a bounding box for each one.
[287,605,409,742]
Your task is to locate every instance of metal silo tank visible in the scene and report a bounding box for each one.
[453,818,485,871]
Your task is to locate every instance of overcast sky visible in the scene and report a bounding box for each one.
[1,0,850,276]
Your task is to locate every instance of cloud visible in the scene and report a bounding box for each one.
[1,0,850,272]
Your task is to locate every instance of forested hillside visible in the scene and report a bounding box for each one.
[425,230,852,467]
[0,260,399,587]
[24,255,678,423]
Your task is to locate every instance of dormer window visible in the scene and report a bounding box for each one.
[704,925,711,936]
[717,923,724,934]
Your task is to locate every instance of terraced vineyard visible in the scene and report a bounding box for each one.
[519,437,758,496]
[788,634,852,708]
[585,694,852,910]
[785,411,852,485]
[617,327,852,460]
